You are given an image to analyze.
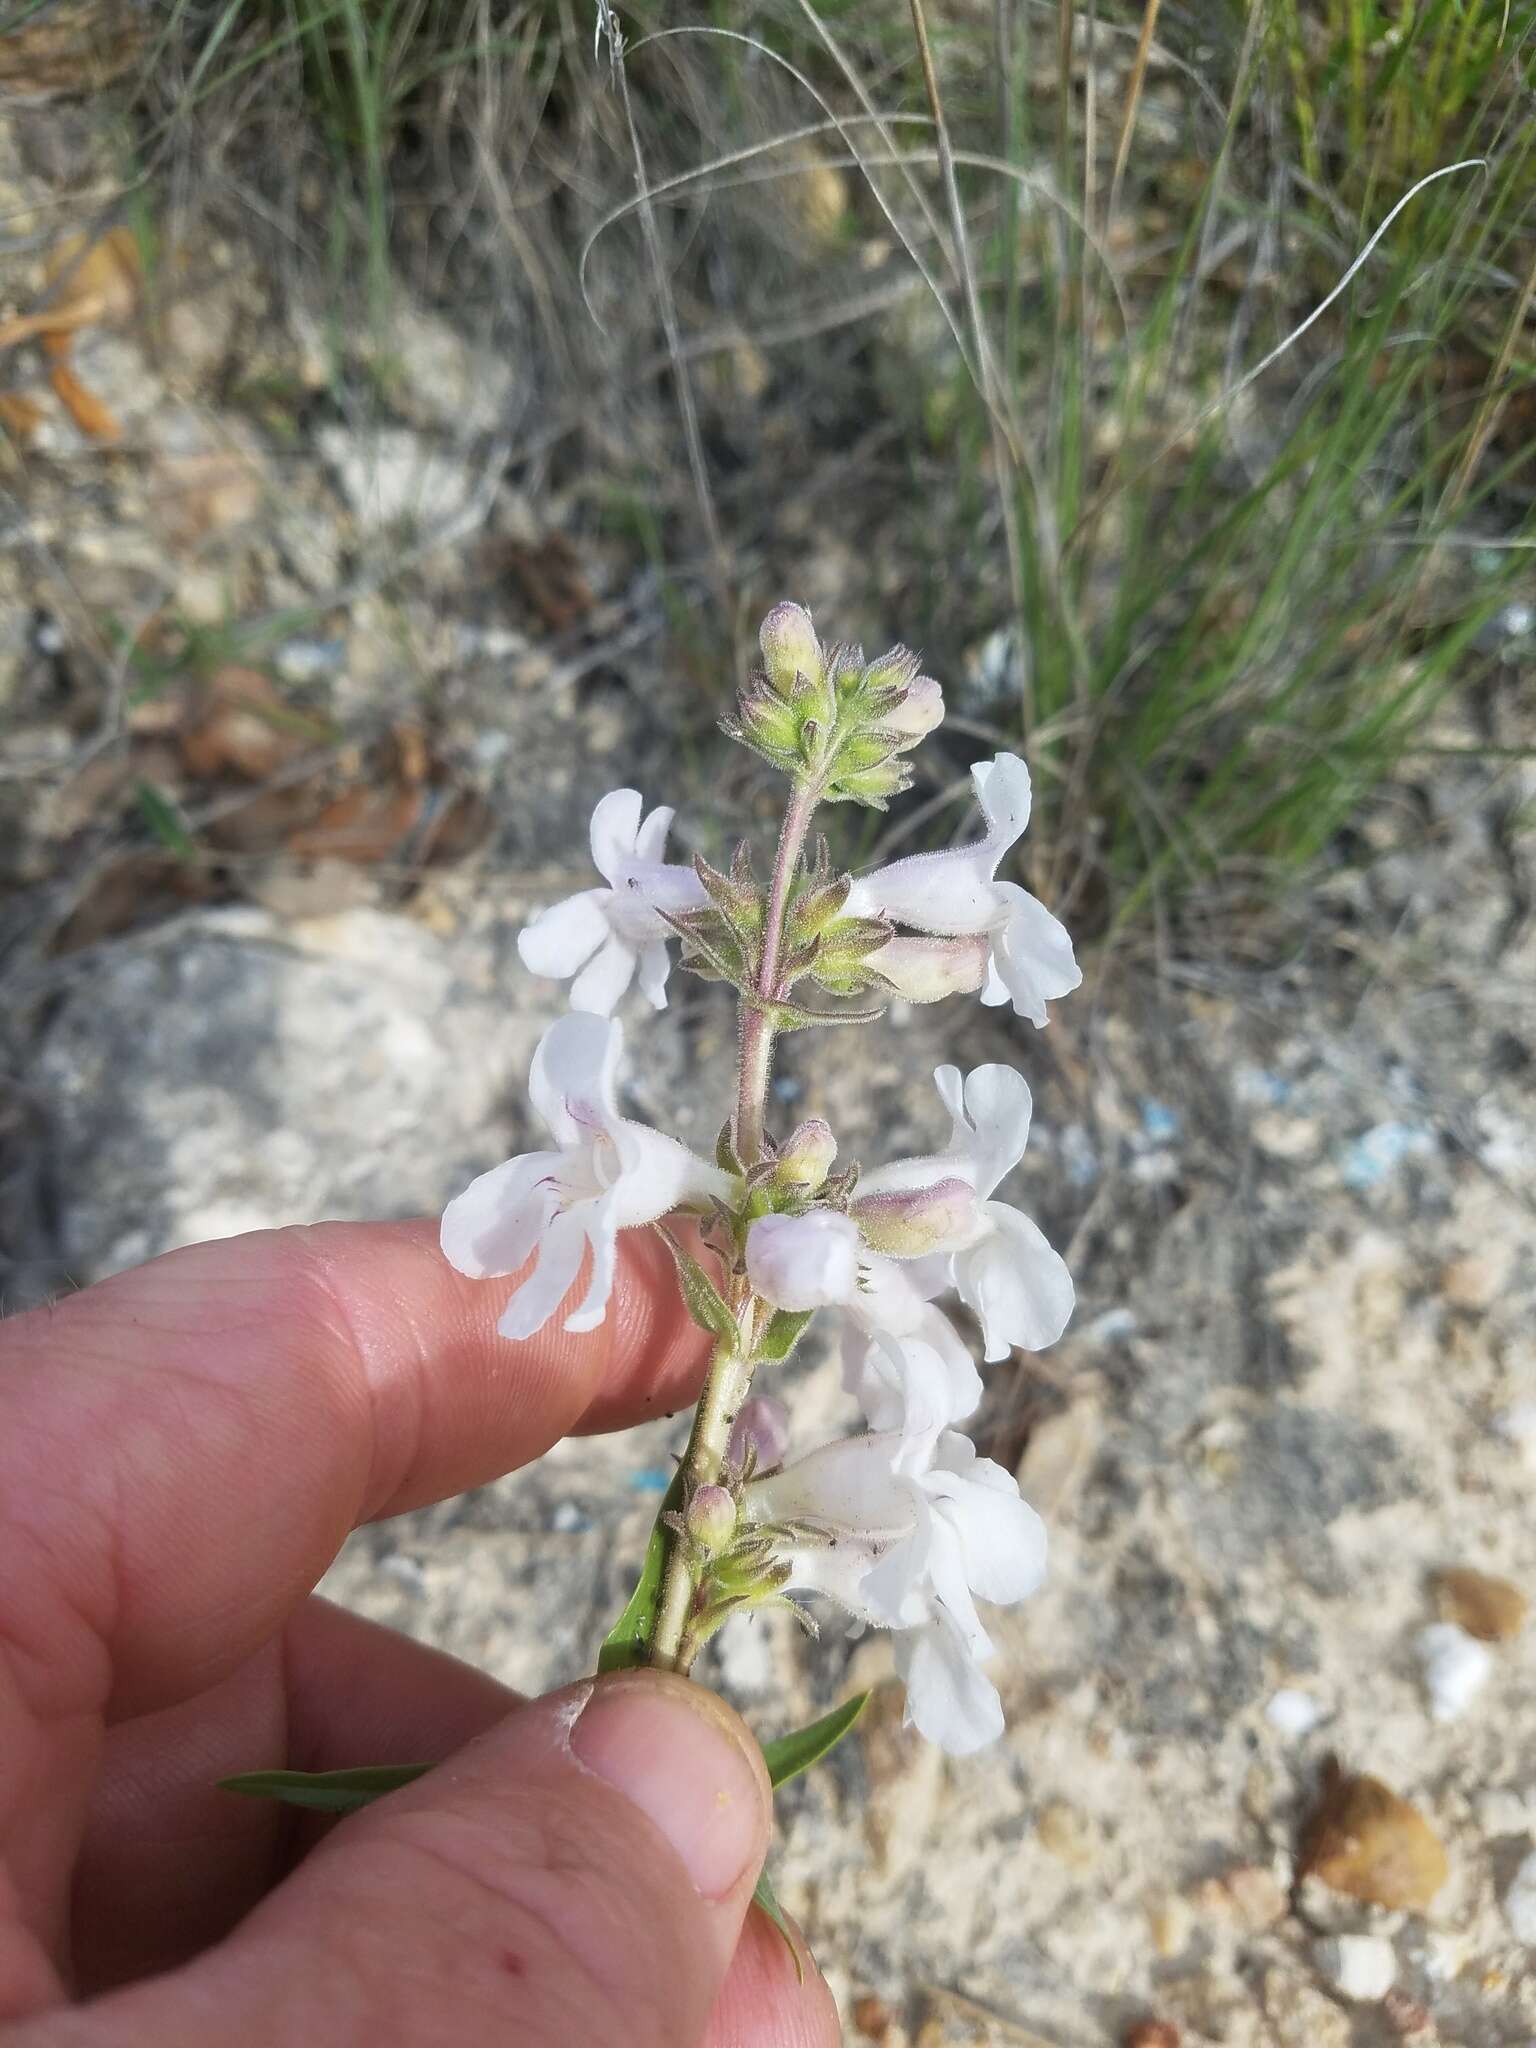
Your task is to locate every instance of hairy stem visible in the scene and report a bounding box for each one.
[734,779,818,1165]
[651,775,821,1671]
[650,1313,756,1669]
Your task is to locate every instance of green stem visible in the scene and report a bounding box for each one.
[649,1331,754,1669]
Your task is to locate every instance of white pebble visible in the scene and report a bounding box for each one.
[1494,1402,1536,1467]
[1505,1847,1536,1945]
[1415,1622,1493,1721]
[1313,1933,1396,2000]
[379,1553,429,1597]
[1266,1687,1324,1737]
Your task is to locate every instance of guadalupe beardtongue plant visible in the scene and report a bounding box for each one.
[223,604,1082,1946]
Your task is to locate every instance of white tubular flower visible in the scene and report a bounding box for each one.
[517,789,709,1015]
[866,933,990,1005]
[743,1206,983,1427]
[746,1210,862,1311]
[747,1423,1047,1755]
[841,1258,984,1430]
[440,1012,731,1340]
[852,1063,1074,1364]
[843,753,1079,1026]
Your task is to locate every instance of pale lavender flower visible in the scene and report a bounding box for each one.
[517,788,708,1014]
[440,1012,730,1339]
[845,754,1080,1025]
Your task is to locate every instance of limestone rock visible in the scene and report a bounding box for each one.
[23,903,544,1295]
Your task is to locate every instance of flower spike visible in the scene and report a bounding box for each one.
[441,602,1083,1757]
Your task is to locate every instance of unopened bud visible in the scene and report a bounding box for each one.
[686,1483,738,1552]
[881,673,944,743]
[728,1395,790,1474]
[868,933,989,1003]
[862,644,922,693]
[759,602,823,697]
[746,1209,860,1310]
[737,679,801,755]
[776,1117,837,1192]
[851,1175,980,1257]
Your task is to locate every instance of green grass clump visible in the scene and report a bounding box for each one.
[112,0,1536,938]
[878,0,1536,928]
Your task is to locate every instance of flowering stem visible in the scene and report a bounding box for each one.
[734,778,818,1165]
[650,1312,756,1670]
[652,776,820,1671]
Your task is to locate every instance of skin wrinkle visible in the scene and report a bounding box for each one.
[286,1227,431,1530]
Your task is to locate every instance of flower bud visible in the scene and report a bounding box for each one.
[868,933,989,1003]
[736,678,801,756]
[759,602,823,698]
[851,1175,980,1257]
[729,1394,790,1474]
[776,1117,837,1193]
[746,1209,860,1310]
[881,673,944,743]
[686,1482,738,1552]
[861,644,922,693]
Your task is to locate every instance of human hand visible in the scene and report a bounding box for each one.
[0,1221,840,2046]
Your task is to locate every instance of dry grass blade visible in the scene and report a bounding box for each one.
[905,0,1029,722]
[594,1,728,625]
[1106,0,1164,232]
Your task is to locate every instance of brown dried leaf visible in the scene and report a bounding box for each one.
[0,391,45,443]
[52,852,211,954]
[180,669,308,783]
[1299,1763,1448,1913]
[286,785,424,865]
[47,361,120,442]
[43,225,140,326]
[202,782,332,855]
[419,787,491,865]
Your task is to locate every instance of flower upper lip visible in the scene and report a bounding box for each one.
[440,1012,730,1338]
[841,752,1081,1026]
[516,788,708,1014]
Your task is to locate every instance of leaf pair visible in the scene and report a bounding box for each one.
[219,1694,867,1816]
[222,1696,867,1983]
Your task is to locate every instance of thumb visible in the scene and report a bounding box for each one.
[42,1674,773,2048]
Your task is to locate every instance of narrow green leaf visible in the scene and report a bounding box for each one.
[219,1763,429,1814]
[135,781,197,860]
[769,995,885,1032]
[656,1226,739,1348]
[759,1693,869,1789]
[756,1307,814,1365]
[752,1866,805,1985]
[597,1468,685,1673]
[715,1120,744,1176]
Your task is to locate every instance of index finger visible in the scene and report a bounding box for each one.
[0,1219,709,1724]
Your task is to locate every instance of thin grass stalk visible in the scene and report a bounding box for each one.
[1105,0,1164,231]
[1440,241,1536,521]
[599,8,730,623]
[905,0,1033,731]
